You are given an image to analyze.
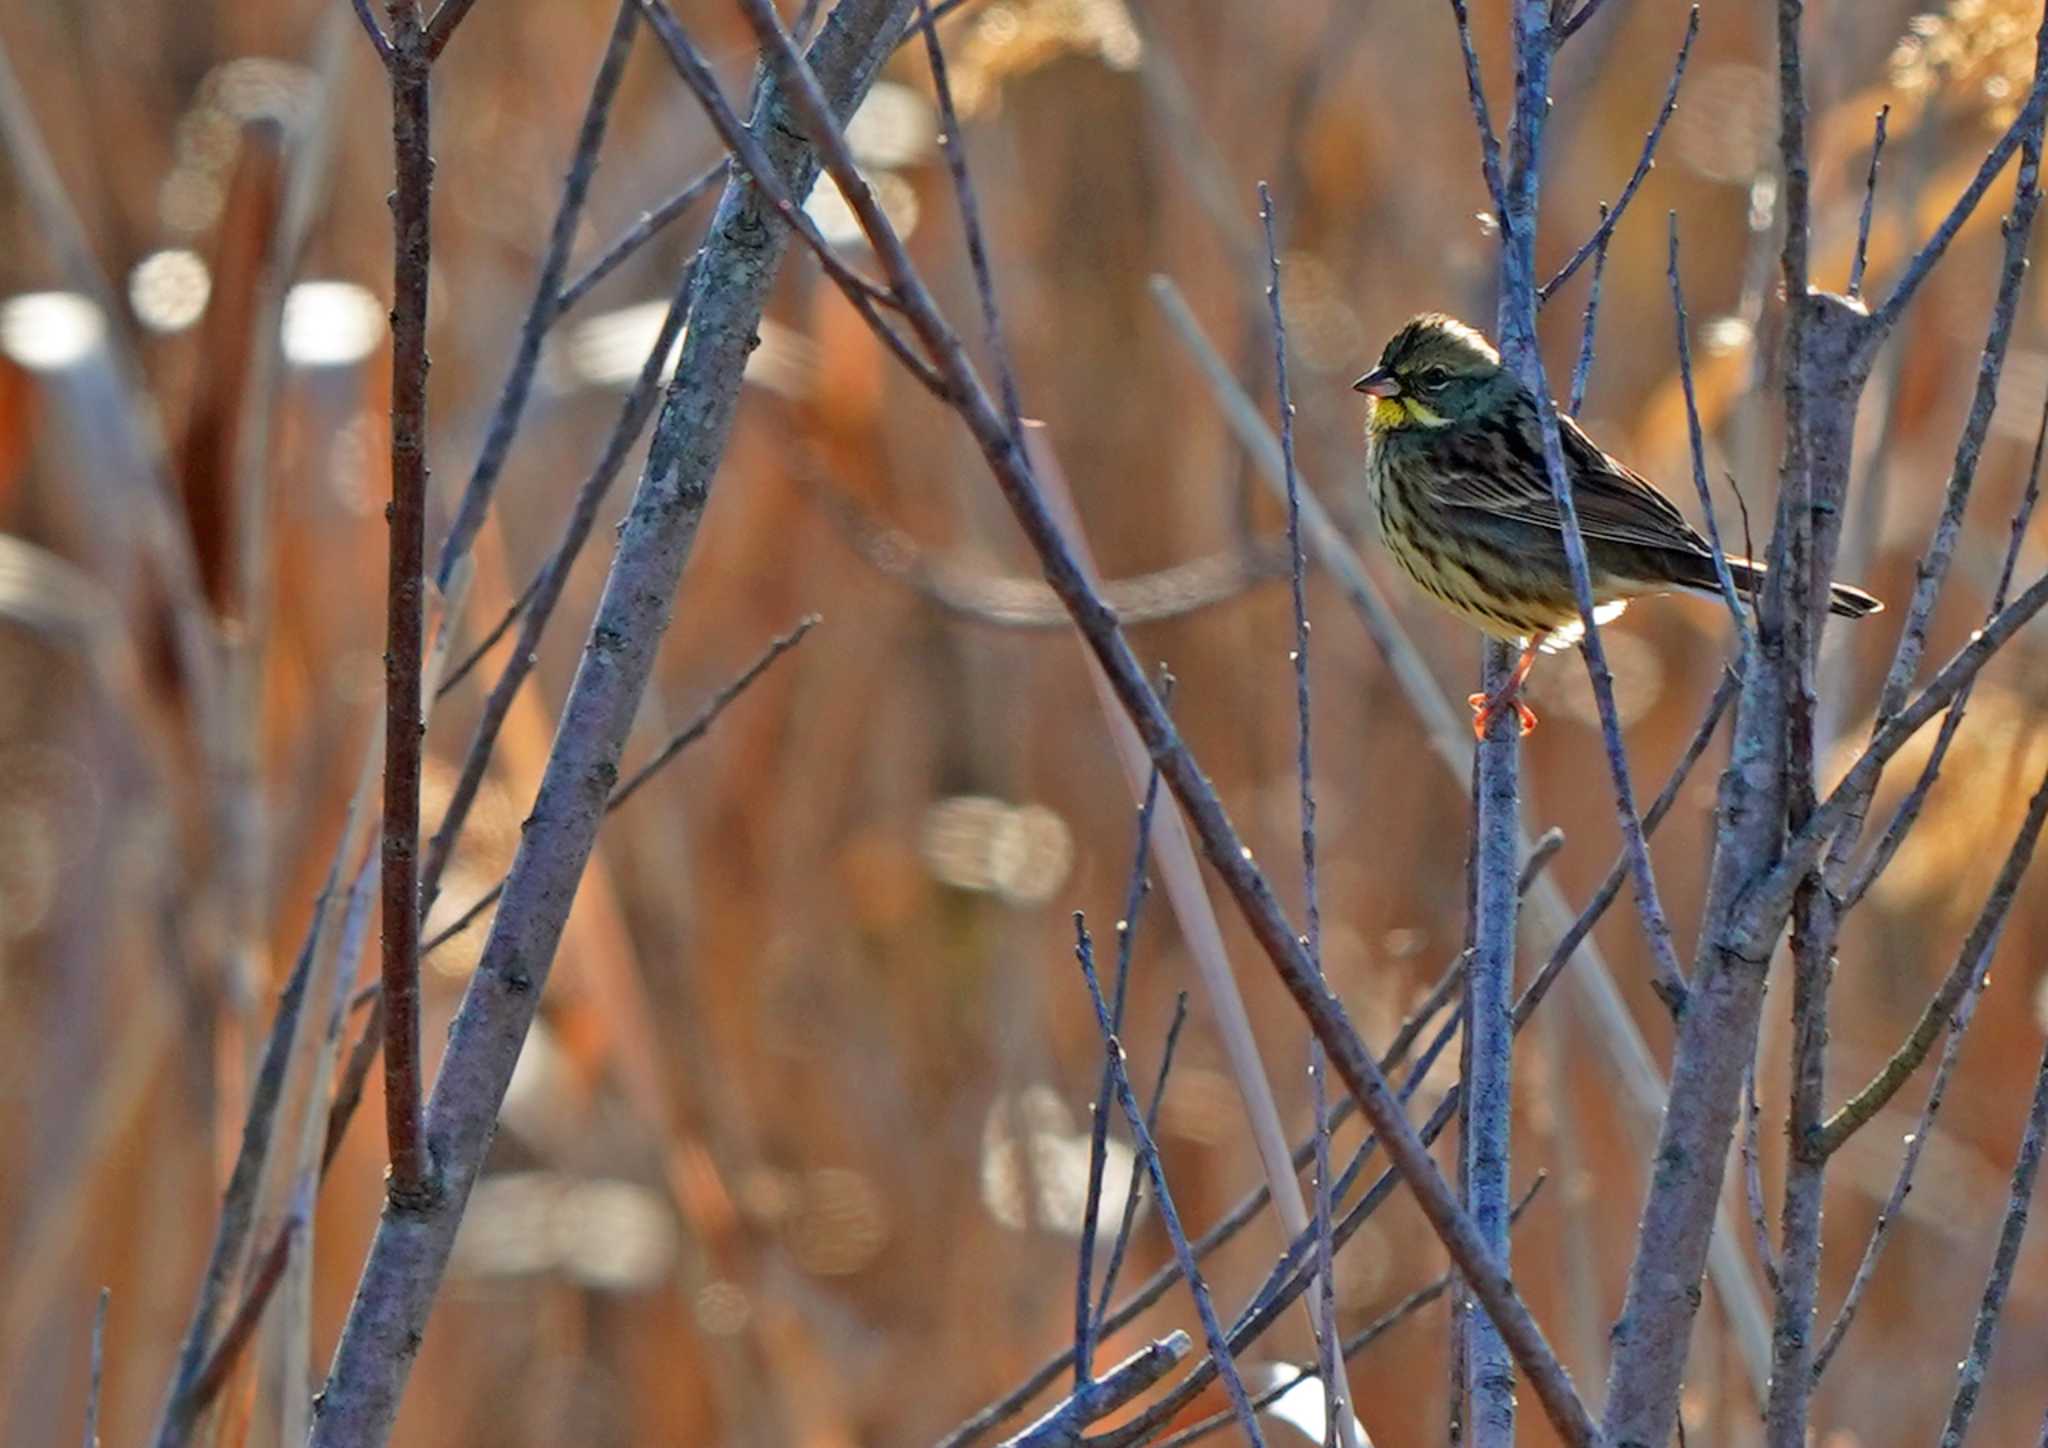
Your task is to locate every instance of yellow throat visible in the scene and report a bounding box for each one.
[1367,395,1449,432]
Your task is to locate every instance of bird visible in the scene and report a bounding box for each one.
[1353,313,1882,738]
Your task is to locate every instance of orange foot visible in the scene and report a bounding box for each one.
[1468,690,1538,739]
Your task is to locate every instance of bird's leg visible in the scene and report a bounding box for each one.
[1466,641,1540,739]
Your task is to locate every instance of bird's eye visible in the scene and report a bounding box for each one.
[1420,366,1451,388]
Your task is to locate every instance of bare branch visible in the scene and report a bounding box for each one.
[636,0,948,397]
[1843,381,2048,910]
[1090,993,1186,1346]
[1938,1039,2048,1447]
[1153,1178,1550,1448]
[1848,106,1889,298]
[435,0,642,590]
[799,464,1290,629]
[915,0,1022,434]
[1074,918,1266,1447]
[1554,0,1617,44]
[1815,757,2048,1157]
[307,6,913,1436]
[555,159,729,315]
[424,617,819,955]
[1260,180,1356,1448]
[1668,216,1753,646]
[1539,6,1698,303]
[351,0,396,61]
[82,1288,107,1448]
[1567,203,1610,414]
[1868,14,2048,337]
[377,2,437,1207]
[420,258,697,914]
[1443,0,1508,220]
[1813,976,1985,1380]
[1001,1334,1192,1448]
[164,1217,301,1441]
[421,0,483,58]
[1741,1064,1779,1294]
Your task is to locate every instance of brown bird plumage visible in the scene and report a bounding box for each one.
[1354,314,1881,734]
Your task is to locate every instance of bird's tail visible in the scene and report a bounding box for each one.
[1673,554,1883,619]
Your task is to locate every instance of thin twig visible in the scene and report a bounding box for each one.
[635,0,949,397]
[1260,180,1355,1448]
[1812,976,1985,1380]
[555,159,729,315]
[420,258,700,913]
[422,618,818,955]
[1074,919,1266,1448]
[1867,31,2048,337]
[1539,6,1699,303]
[438,569,544,699]
[350,0,396,61]
[1938,1037,2048,1448]
[1554,0,1616,44]
[1001,1333,1192,1448]
[1741,1064,1779,1294]
[82,1288,107,1448]
[1848,106,1889,298]
[1074,760,1162,1387]
[1094,993,1187,1340]
[435,0,642,591]
[1668,216,1752,644]
[1153,1177,1550,1448]
[915,0,1021,435]
[166,1218,300,1439]
[939,946,1464,1448]
[1816,757,2048,1157]
[1442,0,1508,220]
[1567,204,1610,415]
[422,0,483,58]
[1844,381,2048,911]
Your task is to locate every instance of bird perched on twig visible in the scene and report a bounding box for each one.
[1354,313,1882,737]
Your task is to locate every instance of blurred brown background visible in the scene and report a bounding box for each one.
[2,0,2046,1443]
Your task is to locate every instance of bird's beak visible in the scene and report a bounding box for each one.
[1353,368,1400,399]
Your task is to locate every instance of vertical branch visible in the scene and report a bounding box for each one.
[82,1288,107,1448]
[1775,98,2043,1448]
[914,0,1022,436]
[1847,106,1888,299]
[1667,217,1752,644]
[433,0,641,593]
[1074,760,1161,1388]
[1938,1040,2048,1448]
[377,1,435,1206]
[1074,920,1267,1448]
[1260,182,1356,1448]
[1567,204,1609,415]
[1599,0,1831,1438]
[1460,1,1551,1432]
[308,5,917,1439]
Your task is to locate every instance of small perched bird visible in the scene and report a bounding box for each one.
[1355,313,1882,736]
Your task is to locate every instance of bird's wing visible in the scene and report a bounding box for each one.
[1428,400,1711,556]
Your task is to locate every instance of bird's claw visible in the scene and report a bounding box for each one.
[1467,690,1537,739]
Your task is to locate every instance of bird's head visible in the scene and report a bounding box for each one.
[1353,314,1507,434]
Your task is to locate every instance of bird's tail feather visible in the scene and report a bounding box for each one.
[1674,554,1883,620]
